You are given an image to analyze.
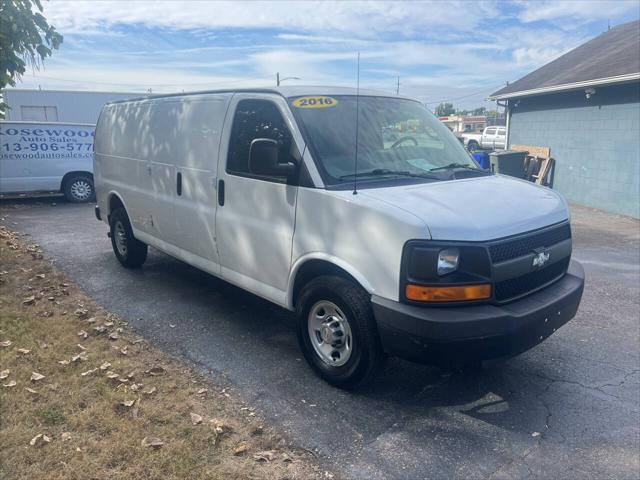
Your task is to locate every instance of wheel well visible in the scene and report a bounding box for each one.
[292,260,362,308]
[60,171,93,192]
[108,194,125,219]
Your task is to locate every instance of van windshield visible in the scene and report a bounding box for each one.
[290,95,480,187]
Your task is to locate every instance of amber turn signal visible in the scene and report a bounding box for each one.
[405,284,492,302]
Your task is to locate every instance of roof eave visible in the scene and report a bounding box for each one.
[488,73,640,100]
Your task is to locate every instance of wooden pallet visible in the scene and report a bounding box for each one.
[510,144,553,186]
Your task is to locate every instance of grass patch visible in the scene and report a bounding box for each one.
[37,407,66,426]
[0,224,325,480]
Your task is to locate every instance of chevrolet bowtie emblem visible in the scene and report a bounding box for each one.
[532,250,550,268]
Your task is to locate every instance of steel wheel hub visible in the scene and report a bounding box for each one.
[114,221,128,256]
[308,300,352,367]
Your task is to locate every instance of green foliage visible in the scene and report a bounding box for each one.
[434,102,455,117]
[0,0,63,113]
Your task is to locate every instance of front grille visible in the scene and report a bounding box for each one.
[489,223,571,264]
[495,257,570,302]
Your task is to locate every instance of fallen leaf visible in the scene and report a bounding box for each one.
[99,362,112,371]
[58,360,70,365]
[120,346,128,355]
[0,369,9,379]
[30,372,45,381]
[105,371,119,379]
[61,432,72,441]
[253,450,276,462]
[71,351,88,362]
[74,309,89,319]
[197,388,208,395]
[29,433,51,446]
[169,324,176,328]
[142,387,157,395]
[148,366,165,376]
[141,436,164,449]
[233,444,248,456]
[108,332,119,341]
[35,273,45,279]
[3,380,16,387]
[190,413,203,425]
[93,325,106,333]
[104,321,114,327]
[17,348,31,354]
[80,368,97,377]
[25,387,38,394]
[120,399,135,407]
[0,340,12,347]
[22,296,35,305]
[76,343,86,351]
[77,330,88,339]
[85,317,96,323]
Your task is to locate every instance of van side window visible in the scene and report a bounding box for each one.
[227,99,292,178]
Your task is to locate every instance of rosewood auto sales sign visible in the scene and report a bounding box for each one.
[0,123,95,163]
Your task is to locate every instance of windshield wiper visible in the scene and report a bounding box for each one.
[340,168,424,180]
[429,163,481,172]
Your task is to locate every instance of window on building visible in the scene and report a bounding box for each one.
[227,99,292,178]
[20,106,58,121]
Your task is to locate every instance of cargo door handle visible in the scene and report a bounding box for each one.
[176,172,182,196]
[218,179,225,206]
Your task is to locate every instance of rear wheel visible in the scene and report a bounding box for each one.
[63,174,95,203]
[296,276,385,388]
[109,208,147,268]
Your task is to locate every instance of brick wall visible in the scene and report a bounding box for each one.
[507,82,640,218]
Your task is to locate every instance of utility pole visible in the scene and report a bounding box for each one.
[396,76,400,95]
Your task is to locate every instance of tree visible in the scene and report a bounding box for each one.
[0,0,63,114]
[434,102,455,117]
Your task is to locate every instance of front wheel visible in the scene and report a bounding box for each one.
[109,208,148,268]
[296,276,385,388]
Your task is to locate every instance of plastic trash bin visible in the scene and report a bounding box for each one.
[471,151,489,169]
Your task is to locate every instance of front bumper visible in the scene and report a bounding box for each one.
[372,259,585,365]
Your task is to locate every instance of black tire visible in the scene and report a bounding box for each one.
[63,174,95,203]
[296,275,385,388]
[109,207,148,268]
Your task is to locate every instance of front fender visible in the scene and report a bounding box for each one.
[286,253,374,310]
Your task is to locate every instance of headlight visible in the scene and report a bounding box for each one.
[437,248,459,275]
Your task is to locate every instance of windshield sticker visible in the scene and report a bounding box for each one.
[292,96,338,108]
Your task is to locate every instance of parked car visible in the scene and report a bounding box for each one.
[481,126,507,150]
[0,121,96,202]
[94,87,584,388]
[460,126,507,151]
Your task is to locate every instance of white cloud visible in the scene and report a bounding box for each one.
[517,0,639,23]
[43,1,486,36]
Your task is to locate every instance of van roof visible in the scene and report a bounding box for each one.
[104,86,418,105]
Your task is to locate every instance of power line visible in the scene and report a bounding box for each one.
[424,83,505,106]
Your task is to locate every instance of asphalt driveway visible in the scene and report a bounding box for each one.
[1,198,638,480]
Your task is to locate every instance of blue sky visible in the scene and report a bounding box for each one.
[13,0,640,109]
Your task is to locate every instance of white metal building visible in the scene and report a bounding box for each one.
[2,89,142,124]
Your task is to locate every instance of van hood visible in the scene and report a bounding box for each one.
[359,175,569,241]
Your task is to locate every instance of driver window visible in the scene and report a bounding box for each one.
[227,99,292,177]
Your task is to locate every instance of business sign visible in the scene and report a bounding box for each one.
[0,123,95,163]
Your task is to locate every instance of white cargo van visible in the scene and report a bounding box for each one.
[0,121,96,202]
[94,87,584,387]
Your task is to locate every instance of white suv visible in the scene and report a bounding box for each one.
[94,87,584,388]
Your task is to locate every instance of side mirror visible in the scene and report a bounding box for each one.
[248,138,296,178]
